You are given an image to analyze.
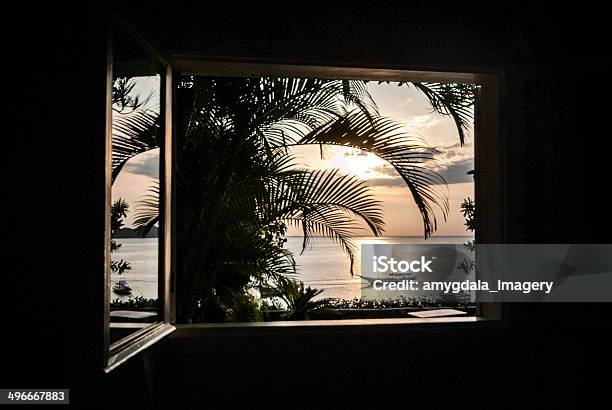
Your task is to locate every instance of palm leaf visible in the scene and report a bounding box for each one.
[295,110,448,237]
[238,79,448,238]
[262,165,384,273]
[411,82,475,146]
[132,180,159,236]
[111,109,161,183]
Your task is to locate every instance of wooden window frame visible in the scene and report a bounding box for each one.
[103,16,175,373]
[169,57,505,327]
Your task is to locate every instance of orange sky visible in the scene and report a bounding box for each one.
[113,81,474,237]
[285,82,474,236]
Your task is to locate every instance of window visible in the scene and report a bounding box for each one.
[100,19,504,374]
[169,63,502,324]
[104,17,174,372]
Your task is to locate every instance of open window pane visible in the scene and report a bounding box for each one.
[105,19,174,371]
[109,24,162,343]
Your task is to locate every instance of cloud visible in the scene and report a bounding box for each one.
[438,157,475,185]
[366,176,406,188]
[123,149,160,178]
[368,82,475,147]
[373,154,474,186]
[430,141,475,184]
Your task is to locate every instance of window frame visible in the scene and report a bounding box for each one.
[170,57,505,326]
[103,16,176,373]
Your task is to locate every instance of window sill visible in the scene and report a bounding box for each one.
[171,315,502,337]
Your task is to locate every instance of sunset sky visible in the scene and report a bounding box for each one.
[113,81,474,237]
[285,82,474,236]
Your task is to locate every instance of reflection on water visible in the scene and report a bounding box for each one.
[113,236,474,302]
[110,238,159,301]
[110,73,160,307]
[278,236,473,300]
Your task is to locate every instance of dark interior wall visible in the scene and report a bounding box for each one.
[131,5,510,70]
[6,5,610,408]
[4,5,108,399]
[156,320,608,408]
[159,323,508,408]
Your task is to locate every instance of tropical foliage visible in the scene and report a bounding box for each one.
[402,82,475,145]
[110,198,131,275]
[458,196,476,273]
[113,76,475,322]
[111,78,161,183]
[270,278,327,320]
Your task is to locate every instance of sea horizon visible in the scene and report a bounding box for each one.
[112,235,474,302]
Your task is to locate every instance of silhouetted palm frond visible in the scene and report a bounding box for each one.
[111,76,161,183]
[132,180,159,236]
[412,82,476,145]
[239,79,448,237]
[270,277,326,319]
[265,167,384,273]
[296,110,448,237]
[111,109,161,183]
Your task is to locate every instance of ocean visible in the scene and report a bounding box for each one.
[111,236,473,301]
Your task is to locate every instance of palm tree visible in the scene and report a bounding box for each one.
[270,278,326,320]
[111,78,161,183]
[114,76,475,322]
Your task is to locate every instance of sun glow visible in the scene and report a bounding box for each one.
[327,147,388,180]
